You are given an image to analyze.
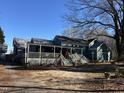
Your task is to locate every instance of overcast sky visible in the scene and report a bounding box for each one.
[0,0,67,52]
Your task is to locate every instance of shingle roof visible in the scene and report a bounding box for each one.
[31,38,53,45]
[89,39,103,50]
[13,38,28,48]
[89,42,102,49]
[54,35,88,45]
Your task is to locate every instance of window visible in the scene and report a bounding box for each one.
[41,46,54,53]
[29,45,40,52]
[55,47,61,53]
[17,49,25,54]
[72,48,81,54]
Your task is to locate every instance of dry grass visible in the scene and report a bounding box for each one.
[0,64,124,92]
[31,70,103,79]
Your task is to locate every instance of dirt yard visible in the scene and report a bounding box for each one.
[0,62,124,93]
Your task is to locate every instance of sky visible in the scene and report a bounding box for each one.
[0,0,68,52]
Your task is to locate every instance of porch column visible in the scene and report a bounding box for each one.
[81,48,83,55]
[91,51,94,62]
[39,45,41,65]
[54,46,55,58]
[25,43,28,64]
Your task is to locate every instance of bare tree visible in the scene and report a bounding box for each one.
[63,27,110,39]
[62,28,79,38]
[65,0,124,57]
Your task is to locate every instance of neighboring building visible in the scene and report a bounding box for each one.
[0,44,7,53]
[88,39,111,62]
[0,43,7,60]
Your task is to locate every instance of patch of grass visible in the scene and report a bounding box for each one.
[91,69,115,73]
[118,68,124,76]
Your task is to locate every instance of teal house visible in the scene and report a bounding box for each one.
[13,36,111,65]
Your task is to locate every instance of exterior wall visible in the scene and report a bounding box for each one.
[53,38,61,46]
[54,37,89,57]
[97,44,111,62]
[88,39,111,62]
[13,44,26,64]
[88,49,97,61]
[83,46,89,57]
[0,44,7,61]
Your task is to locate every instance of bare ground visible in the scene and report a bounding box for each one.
[0,62,124,93]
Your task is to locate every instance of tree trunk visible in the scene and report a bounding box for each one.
[120,5,124,58]
[120,20,124,57]
[121,0,124,57]
[119,35,124,62]
[115,33,120,57]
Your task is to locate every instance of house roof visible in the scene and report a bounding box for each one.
[54,35,88,45]
[89,39,104,50]
[89,41,102,49]
[31,38,53,45]
[87,38,96,43]
[13,38,28,48]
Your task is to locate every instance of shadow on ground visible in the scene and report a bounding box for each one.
[0,85,124,92]
[2,60,116,73]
